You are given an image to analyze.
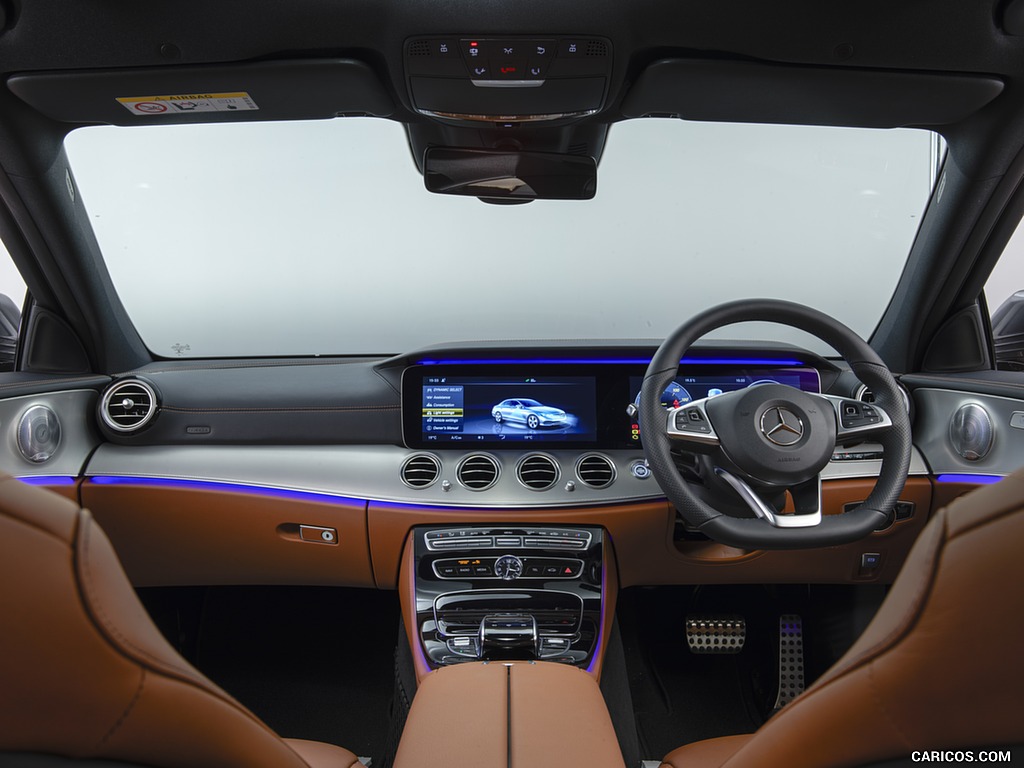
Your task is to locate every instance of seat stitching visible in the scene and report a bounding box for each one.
[75,511,283,736]
[98,668,145,747]
[78,513,198,679]
[866,661,913,750]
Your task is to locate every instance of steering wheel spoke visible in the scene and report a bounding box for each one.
[665,398,720,449]
[715,469,823,528]
[641,298,912,549]
[822,394,894,443]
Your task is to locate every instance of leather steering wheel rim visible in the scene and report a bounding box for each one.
[640,299,912,549]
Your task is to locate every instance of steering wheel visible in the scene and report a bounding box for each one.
[640,299,912,550]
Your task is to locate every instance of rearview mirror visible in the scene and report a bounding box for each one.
[423,147,597,202]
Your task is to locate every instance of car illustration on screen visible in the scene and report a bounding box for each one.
[491,398,568,429]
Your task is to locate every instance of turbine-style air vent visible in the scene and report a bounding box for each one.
[457,453,500,490]
[577,453,615,489]
[401,453,441,488]
[516,454,559,490]
[101,379,158,433]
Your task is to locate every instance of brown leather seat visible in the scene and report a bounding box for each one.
[0,474,360,768]
[661,471,1024,768]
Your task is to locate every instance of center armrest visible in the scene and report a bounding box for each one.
[393,661,626,768]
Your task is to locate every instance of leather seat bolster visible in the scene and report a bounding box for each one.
[660,735,753,768]
[284,739,362,768]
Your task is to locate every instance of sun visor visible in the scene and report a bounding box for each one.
[6,59,394,125]
[621,59,1003,128]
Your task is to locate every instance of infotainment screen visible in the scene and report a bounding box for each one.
[414,374,597,445]
[402,361,821,449]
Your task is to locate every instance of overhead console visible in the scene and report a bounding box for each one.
[404,35,612,123]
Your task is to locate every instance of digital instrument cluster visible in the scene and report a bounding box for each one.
[402,360,820,449]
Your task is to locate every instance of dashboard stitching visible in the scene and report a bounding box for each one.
[0,376,109,391]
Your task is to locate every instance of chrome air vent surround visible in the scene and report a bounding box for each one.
[576,453,615,489]
[100,379,158,433]
[401,453,442,488]
[516,453,560,490]
[457,453,500,490]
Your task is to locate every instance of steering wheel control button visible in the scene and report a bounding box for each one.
[840,401,881,428]
[298,525,338,544]
[630,460,651,479]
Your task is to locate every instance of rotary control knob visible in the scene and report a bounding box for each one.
[493,554,524,581]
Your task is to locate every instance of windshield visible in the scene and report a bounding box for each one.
[63,118,940,358]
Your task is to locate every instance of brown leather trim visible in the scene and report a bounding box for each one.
[372,478,933,590]
[82,483,374,587]
[283,738,362,768]
[393,662,625,768]
[397,533,433,682]
[661,734,753,768]
[664,472,1024,768]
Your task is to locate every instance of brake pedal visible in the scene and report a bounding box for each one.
[772,614,805,711]
[685,615,746,654]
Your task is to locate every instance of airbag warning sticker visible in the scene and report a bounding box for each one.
[117,92,259,115]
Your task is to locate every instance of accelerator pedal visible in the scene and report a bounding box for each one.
[685,615,746,654]
[772,614,806,711]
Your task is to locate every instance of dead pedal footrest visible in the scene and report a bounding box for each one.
[773,613,805,711]
[685,615,746,654]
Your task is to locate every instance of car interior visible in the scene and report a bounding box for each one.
[1,1,1024,767]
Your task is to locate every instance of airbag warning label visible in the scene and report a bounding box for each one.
[117,92,259,115]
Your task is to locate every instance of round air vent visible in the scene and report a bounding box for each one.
[401,453,441,488]
[100,379,158,433]
[576,453,616,489]
[516,453,559,490]
[854,382,911,414]
[457,453,500,490]
[949,403,993,461]
[17,405,61,463]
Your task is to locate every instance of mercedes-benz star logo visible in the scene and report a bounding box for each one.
[759,406,804,446]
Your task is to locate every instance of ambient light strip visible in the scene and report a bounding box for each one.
[416,357,805,366]
[17,475,77,486]
[935,473,1004,485]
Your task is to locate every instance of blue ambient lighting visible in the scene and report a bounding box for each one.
[935,474,1003,485]
[416,357,804,367]
[88,476,364,505]
[17,475,76,486]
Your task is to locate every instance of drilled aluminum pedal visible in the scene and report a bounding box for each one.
[773,614,805,710]
[685,615,746,654]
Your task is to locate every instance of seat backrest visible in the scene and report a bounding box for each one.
[0,475,314,768]
[725,471,1024,766]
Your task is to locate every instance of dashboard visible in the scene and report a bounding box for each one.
[3,340,1018,594]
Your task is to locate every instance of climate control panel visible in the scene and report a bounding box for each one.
[411,524,605,670]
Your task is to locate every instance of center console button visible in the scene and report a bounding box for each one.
[495,536,522,547]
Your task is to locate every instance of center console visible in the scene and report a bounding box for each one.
[410,524,605,669]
